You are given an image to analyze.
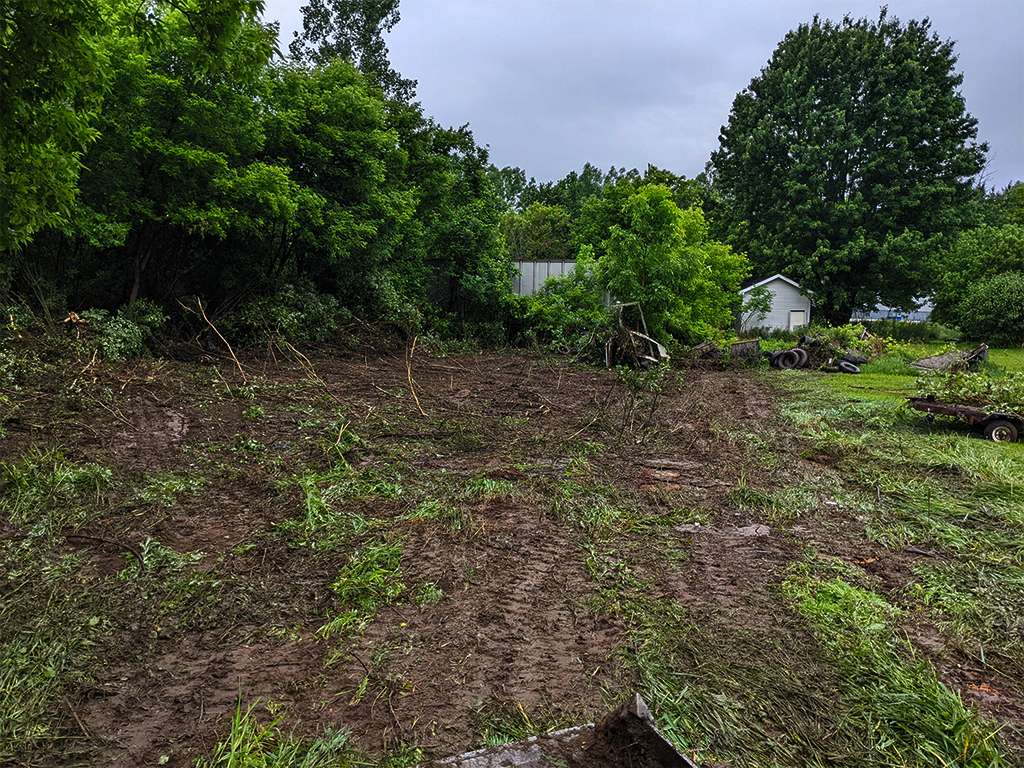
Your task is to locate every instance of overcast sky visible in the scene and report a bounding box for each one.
[264,1,1023,188]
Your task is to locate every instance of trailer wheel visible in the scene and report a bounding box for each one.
[984,419,1019,443]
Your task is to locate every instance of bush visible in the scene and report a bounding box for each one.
[79,299,167,361]
[509,249,611,354]
[955,272,1024,345]
[227,283,349,344]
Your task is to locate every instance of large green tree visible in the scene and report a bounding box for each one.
[711,10,986,323]
[1,0,108,252]
[0,0,266,255]
[289,0,413,100]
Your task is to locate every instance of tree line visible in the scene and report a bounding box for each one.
[2,2,1021,346]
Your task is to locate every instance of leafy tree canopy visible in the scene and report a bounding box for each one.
[289,0,414,100]
[712,9,986,323]
[502,204,574,264]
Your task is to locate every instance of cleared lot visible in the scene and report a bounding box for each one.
[1,340,1021,766]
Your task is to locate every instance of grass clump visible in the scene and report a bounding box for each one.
[783,560,1008,767]
[0,551,110,762]
[319,540,404,638]
[463,476,516,500]
[196,701,361,768]
[404,498,473,534]
[136,472,204,507]
[473,699,571,748]
[0,450,112,538]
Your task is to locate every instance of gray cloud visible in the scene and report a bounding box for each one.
[265,0,1023,187]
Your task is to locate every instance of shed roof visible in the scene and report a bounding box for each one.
[740,273,802,294]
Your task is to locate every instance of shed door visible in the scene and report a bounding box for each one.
[788,310,807,330]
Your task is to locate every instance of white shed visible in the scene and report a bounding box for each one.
[739,274,811,333]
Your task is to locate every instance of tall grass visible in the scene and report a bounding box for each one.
[784,562,1007,767]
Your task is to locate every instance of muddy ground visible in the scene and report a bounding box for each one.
[2,340,1021,766]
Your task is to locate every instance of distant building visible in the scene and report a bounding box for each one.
[852,301,933,324]
[739,274,812,333]
[512,260,576,296]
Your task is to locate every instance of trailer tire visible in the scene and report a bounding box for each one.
[792,348,809,368]
[837,361,861,374]
[984,419,1019,443]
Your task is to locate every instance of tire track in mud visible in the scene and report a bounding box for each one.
[329,499,621,755]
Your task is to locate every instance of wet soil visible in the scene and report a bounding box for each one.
[2,342,1021,765]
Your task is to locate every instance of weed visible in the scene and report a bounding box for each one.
[233,435,267,454]
[319,540,404,638]
[243,404,266,421]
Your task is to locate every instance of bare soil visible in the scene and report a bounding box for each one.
[2,342,1021,765]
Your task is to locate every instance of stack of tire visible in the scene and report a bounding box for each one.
[769,347,861,374]
[769,347,809,370]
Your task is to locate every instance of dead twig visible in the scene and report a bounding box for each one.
[184,297,247,383]
[63,695,93,740]
[405,336,427,417]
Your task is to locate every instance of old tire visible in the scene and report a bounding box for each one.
[838,361,861,374]
[776,350,800,370]
[984,419,1019,443]
[792,348,809,368]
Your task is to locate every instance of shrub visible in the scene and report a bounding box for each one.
[510,248,611,353]
[79,299,166,360]
[955,272,1024,345]
[227,282,349,344]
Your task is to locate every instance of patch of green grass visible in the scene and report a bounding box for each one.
[0,549,111,761]
[413,581,443,606]
[196,701,363,768]
[473,699,572,748]
[0,450,112,538]
[136,472,204,507]
[551,478,627,535]
[989,347,1024,374]
[318,540,404,638]
[783,559,1008,766]
[728,479,819,525]
[404,498,473,534]
[779,368,1024,677]
[282,467,404,549]
[463,476,516,500]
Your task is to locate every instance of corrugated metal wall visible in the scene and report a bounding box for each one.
[512,261,577,295]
